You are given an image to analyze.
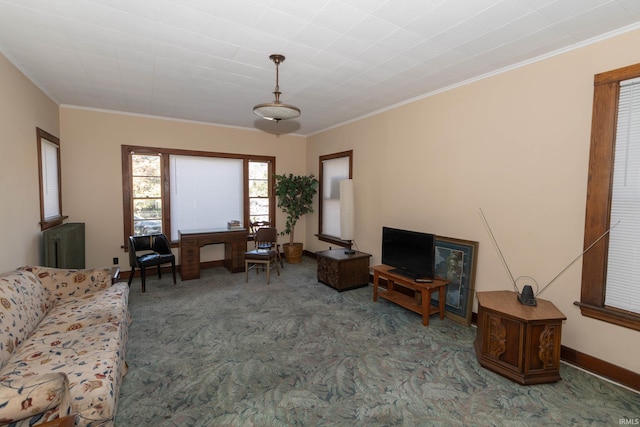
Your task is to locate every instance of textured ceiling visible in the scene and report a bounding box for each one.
[1,0,640,136]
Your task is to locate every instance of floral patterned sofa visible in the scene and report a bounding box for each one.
[0,266,130,427]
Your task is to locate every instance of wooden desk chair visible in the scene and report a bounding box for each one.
[250,220,271,236]
[250,221,283,267]
[128,233,176,292]
[245,227,280,284]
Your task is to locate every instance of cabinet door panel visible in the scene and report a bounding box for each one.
[483,312,524,371]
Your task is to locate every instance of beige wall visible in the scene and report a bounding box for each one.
[306,29,640,374]
[0,53,59,272]
[59,108,306,270]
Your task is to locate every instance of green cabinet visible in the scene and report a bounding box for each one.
[43,222,85,268]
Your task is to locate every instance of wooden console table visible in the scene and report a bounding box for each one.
[316,249,371,291]
[474,291,566,385]
[372,264,448,326]
[179,228,248,280]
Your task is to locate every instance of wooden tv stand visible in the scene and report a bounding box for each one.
[372,265,448,326]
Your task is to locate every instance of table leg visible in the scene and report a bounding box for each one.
[422,289,431,326]
[373,271,379,302]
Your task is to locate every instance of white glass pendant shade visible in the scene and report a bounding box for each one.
[253,102,300,121]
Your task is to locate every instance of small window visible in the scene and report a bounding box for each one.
[131,153,163,236]
[318,150,353,248]
[249,160,271,224]
[37,128,66,230]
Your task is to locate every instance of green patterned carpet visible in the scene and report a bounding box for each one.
[116,258,640,426]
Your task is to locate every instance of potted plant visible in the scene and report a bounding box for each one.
[274,173,318,263]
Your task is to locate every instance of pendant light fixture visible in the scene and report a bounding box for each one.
[253,54,300,122]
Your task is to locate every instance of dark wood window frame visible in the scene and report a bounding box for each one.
[37,127,67,230]
[317,150,353,248]
[248,159,273,224]
[577,63,640,331]
[122,145,276,248]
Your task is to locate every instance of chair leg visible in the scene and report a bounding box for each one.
[157,265,162,279]
[274,257,280,276]
[245,260,249,283]
[127,267,135,286]
[171,261,176,284]
[141,267,146,293]
[266,261,270,284]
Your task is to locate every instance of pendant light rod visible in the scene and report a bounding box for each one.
[272,54,283,103]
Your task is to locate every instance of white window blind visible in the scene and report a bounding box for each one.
[169,155,243,241]
[322,156,349,238]
[606,76,640,313]
[41,139,60,220]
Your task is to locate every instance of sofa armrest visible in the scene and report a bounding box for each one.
[19,266,114,301]
[0,373,71,425]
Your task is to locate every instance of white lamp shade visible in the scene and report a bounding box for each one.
[340,179,354,241]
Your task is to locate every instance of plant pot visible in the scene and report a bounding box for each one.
[283,242,303,264]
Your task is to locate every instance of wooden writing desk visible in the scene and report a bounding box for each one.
[372,264,448,326]
[179,228,248,280]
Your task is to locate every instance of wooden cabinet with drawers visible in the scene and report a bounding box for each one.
[316,249,371,291]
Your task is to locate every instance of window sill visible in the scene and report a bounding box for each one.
[574,301,640,331]
[316,233,352,249]
[40,215,68,231]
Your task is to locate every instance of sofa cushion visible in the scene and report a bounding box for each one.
[0,271,50,369]
[0,372,71,426]
[19,266,113,303]
[32,282,130,338]
[0,322,128,426]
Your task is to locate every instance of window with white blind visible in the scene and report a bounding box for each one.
[605,77,640,313]
[318,150,353,248]
[41,141,60,219]
[37,128,66,230]
[580,63,640,332]
[322,157,348,237]
[122,145,275,247]
[170,155,243,241]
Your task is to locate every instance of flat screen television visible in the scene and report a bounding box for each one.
[382,227,435,280]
